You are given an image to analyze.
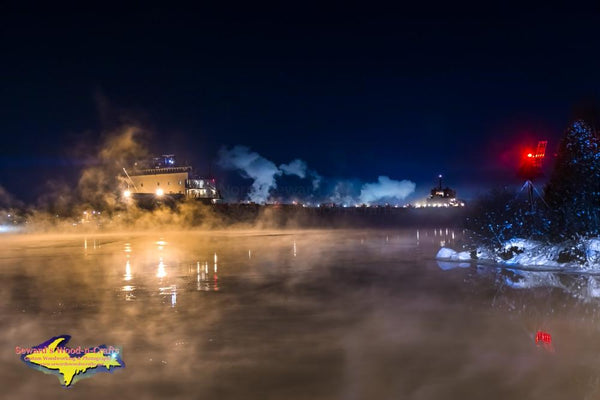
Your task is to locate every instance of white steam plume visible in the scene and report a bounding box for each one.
[279,159,307,178]
[281,160,322,190]
[218,146,318,203]
[218,146,415,205]
[311,172,322,190]
[218,146,282,203]
[329,180,358,205]
[359,176,416,204]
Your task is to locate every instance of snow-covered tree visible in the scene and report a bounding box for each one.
[545,120,600,239]
[466,187,551,248]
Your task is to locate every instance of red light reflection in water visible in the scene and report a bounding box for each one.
[535,330,554,353]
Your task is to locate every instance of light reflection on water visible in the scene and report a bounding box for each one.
[3,229,600,399]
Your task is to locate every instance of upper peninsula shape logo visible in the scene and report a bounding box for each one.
[18,335,124,387]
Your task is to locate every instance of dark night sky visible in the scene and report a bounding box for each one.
[2,3,600,203]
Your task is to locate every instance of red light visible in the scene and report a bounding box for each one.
[534,330,554,352]
[519,141,548,180]
[535,331,552,344]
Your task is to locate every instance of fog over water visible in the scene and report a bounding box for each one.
[4,229,600,399]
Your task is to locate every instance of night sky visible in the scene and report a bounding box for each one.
[2,3,600,203]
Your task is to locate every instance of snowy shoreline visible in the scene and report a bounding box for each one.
[437,237,600,271]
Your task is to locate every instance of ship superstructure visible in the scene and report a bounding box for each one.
[122,154,221,203]
[414,175,464,208]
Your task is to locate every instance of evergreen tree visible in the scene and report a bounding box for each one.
[545,120,600,239]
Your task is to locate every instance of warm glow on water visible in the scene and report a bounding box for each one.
[4,229,600,398]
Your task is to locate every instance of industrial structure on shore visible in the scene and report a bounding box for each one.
[120,158,461,210]
[122,154,221,204]
[414,175,464,208]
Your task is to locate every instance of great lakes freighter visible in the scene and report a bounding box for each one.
[122,154,221,204]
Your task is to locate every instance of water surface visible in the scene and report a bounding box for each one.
[3,229,600,399]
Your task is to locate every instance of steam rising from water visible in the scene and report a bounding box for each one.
[78,125,148,210]
[2,125,416,232]
[0,184,22,208]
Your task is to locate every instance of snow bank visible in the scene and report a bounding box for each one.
[585,238,600,263]
[499,238,560,267]
[470,237,600,270]
[436,247,472,261]
[436,237,600,270]
[503,238,539,252]
[479,239,562,268]
[503,249,561,268]
[436,248,456,259]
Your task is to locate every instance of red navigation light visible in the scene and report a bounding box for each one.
[518,140,548,180]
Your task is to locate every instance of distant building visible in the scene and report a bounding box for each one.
[122,154,221,204]
[414,175,464,208]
